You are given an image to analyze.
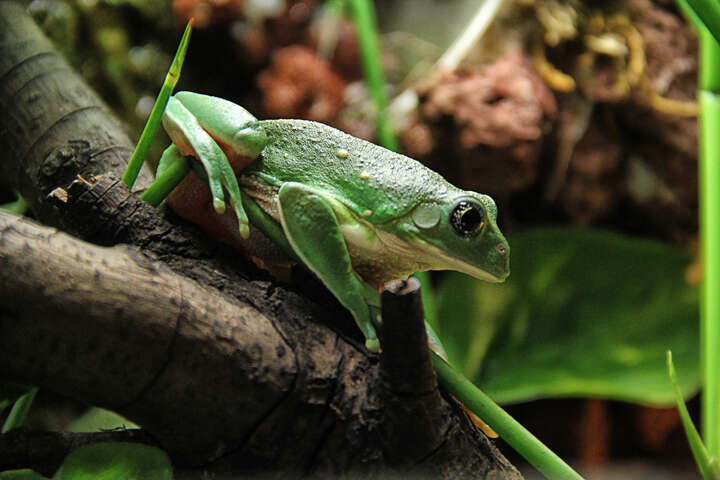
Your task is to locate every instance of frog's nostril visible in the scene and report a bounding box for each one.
[497,243,507,255]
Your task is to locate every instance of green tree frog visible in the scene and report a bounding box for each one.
[151,91,510,352]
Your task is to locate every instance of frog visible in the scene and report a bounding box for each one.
[148,91,510,353]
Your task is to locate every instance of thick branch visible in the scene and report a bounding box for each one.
[0,209,296,463]
[379,279,446,466]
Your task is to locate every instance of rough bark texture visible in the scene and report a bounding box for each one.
[0,2,521,479]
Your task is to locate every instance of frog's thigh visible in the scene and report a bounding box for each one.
[156,144,183,178]
[165,98,249,237]
[277,182,380,352]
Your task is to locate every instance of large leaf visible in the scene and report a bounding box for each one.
[0,470,50,480]
[434,228,700,406]
[65,408,138,433]
[54,443,172,480]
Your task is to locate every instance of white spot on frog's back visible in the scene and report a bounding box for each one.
[336,148,349,159]
[360,171,370,179]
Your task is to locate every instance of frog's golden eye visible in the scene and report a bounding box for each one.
[450,200,484,237]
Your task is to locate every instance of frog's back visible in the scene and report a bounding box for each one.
[248,119,459,223]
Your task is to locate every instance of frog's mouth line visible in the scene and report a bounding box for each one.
[436,252,508,283]
[399,235,509,283]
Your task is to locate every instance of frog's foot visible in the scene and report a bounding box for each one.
[277,182,380,352]
[365,338,381,353]
[162,96,250,238]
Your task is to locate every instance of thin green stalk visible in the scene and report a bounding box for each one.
[675,0,720,459]
[346,0,438,322]
[667,351,719,479]
[347,0,398,151]
[1,387,38,433]
[345,7,580,478]
[122,20,193,189]
[700,27,720,93]
[700,86,720,457]
[432,354,584,480]
[681,0,720,46]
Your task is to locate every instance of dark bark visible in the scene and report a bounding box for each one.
[0,2,522,478]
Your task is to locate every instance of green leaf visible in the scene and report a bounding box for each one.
[0,469,51,480]
[435,228,700,406]
[2,387,38,433]
[55,443,172,480]
[0,382,33,417]
[65,408,138,433]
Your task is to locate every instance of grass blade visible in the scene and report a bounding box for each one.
[699,87,720,457]
[667,351,719,479]
[122,19,193,189]
[347,0,398,151]
[1,387,38,433]
[678,0,720,47]
[432,353,584,480]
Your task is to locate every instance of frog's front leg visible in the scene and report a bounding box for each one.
[277,182,380,352]
[161,92,267,239]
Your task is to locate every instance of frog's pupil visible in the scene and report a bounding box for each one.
[451,201,484,236]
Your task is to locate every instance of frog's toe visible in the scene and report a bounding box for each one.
[238,221,250,239]
[213,197,226,214]
[365,337,381,353]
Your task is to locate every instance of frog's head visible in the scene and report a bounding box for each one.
[402,192,510,283]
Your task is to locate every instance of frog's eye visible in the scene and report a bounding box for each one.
[450,200,484,237]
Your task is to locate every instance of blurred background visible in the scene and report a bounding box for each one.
[6,0,706,477]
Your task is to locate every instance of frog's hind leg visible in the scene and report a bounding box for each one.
[163,96,250,238]
[277,182,380,352]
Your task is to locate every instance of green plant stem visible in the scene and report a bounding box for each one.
[700,27,720,93]
[432,353,584,480]
[347,0,398,151]
[700,87,720,457]
[122,20,193,189]
[676,0,720,459]
[682,0,720,46]
[346,0,438,321]
[1,387,38,433]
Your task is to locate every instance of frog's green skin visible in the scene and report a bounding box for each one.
[157,92,510,352]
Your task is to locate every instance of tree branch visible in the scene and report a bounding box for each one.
[379,278,447,466]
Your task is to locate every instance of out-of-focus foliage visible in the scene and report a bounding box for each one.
[0,469,50,480]
[433,228,699,406]
[25,0,177,160]
[54,443,172,480]
[65,407,138,433]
